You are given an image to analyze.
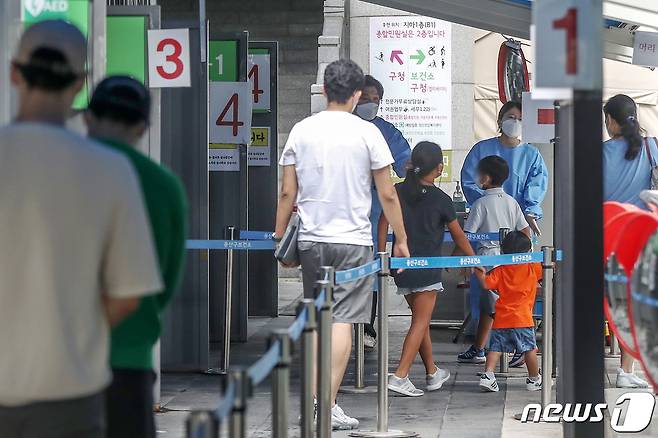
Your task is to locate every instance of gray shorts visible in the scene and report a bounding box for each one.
[298,241,373,323]
[0,392,104,438]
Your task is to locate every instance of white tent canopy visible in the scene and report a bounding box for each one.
[366,0,658,63]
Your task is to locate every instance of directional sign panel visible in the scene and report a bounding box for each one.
[147,29,191,88]
[533,0,602,90]
[370,16,452,149]
[208,40,238,82]
[248,49,271,112]
[209,81,252,144]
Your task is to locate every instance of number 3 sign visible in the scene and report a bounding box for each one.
[147,29,191,88]
[533,0,602,91]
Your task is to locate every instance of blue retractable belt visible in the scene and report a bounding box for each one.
[215,380,237,421]
[334,259,382,285]
[631,290,658,308]
[240,230,274,240]
[186,239,276,250]
[604,273,628,283]
[247,341,282,386]
[390,252,545,270]
[287,307,308,342]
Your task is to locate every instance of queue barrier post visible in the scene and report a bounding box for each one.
[271,330,291,438]
[340,322,376,394]
[185,410,218,438]
[350,253,418,438]
[207,226,236,374]
[541,246,555,408]
[498,228,511,374]
[316,268,334,438]
[229,368,250,438]
[300,299,317,438]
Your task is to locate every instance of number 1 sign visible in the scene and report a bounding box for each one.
[209,82,253,144]
[533,0,602,91]
[147,28,191,88]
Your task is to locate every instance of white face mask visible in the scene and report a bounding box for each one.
[355,102,379,121]
[501,118,522,139]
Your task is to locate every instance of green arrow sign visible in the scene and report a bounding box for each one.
[410,49,426,65]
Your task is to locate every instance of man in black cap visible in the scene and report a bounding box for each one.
[85,76,187,438]
[0,21,162,438]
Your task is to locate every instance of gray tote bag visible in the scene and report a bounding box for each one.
[274,213,300,265]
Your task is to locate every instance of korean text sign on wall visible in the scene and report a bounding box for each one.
[369,16,452,150]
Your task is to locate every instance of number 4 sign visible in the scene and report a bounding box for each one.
[533,0,602,91]
[209,82,253,144]
[147,29,191,88]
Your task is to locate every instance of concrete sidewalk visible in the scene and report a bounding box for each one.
[155,279,657,437]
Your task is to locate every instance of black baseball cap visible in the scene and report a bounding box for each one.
[89,75,151,124]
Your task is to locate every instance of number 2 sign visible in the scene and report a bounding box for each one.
[533,0,602,91]
[147,29,191,88]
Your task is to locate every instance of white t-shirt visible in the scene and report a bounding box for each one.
[0,123,163,406]
[463,187,529,252]
[280,111,393,246]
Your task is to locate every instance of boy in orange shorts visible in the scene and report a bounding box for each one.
[475,231,542,392]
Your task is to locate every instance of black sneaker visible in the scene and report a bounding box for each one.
[509,351,525,368]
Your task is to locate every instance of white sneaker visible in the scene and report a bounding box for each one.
[387,374,424,397]
[426,366,450,391]
[479,371,499,392]
[363,333,376,349]
[616,368,649,388]
[331,404,359,430]
[526,375,542,391]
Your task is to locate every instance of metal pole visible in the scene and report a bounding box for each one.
[340,323,376,394]
[272,330,290,438]
[350,253,417,438]
[222,226,236,373]
[316,268,334,438]
[377,253,390,433]
[541,247,554,408]
[186,410,218,438]
[229,368,249,438]
[498,228,510,375]
[355,323,365,388]
[300,299,317,438]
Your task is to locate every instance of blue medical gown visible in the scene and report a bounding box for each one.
[369,117,412,251]
[603,137,658,209]
[460,137,548,219]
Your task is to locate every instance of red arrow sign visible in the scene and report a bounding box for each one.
[390,50,404,65]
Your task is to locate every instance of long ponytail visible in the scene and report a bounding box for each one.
[604,94,643,161]
[400,141,443,203]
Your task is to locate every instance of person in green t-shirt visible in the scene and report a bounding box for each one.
[85,76,187,438]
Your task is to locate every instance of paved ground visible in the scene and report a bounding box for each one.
[156,279,658,437]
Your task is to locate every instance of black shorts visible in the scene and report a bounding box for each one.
[105,369,156,438]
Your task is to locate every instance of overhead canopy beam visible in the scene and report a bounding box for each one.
[365,0,531,39]
[364,0,656,65]
[604,1,658,30]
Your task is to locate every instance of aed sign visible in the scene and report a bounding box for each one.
[22,0,70,17]
[533,0,602,90]
[209,82,253,144]
[147,28,191,88]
